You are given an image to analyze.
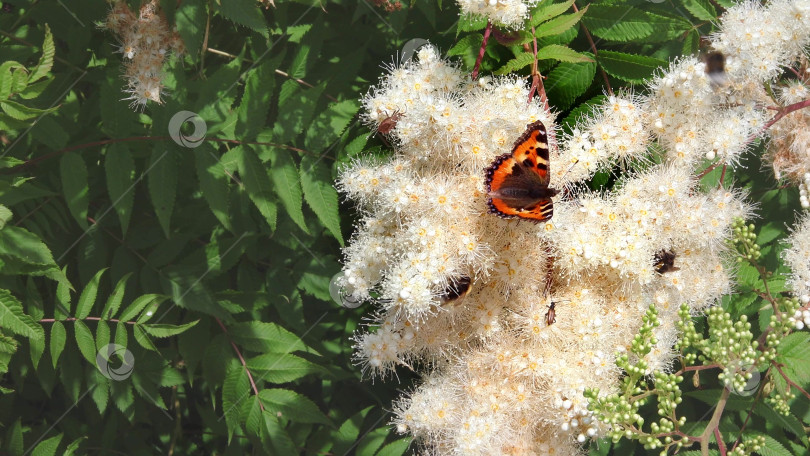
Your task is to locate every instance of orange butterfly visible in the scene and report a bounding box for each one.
[484,121,558,223]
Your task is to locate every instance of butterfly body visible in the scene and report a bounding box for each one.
[485,121,557,223]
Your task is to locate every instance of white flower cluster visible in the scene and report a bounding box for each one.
[784,213,810,316]
[455,0,539,28]
[103,0,184,110]
[338,0,810,452]
[767,80,810,190]
[337,42,751,454]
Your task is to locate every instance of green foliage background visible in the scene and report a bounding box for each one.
[0,0,807,454]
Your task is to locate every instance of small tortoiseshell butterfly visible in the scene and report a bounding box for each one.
[484,121,558,222]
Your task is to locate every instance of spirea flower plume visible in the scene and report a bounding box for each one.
[102,0,184,110]
[784,213,810,308]
[456,0,539,28]
[338,43,752,455]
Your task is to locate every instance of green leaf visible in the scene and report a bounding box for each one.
[778,332,810,384]
[105,143,136,237]
[28,24,54,84]
[596,50,666,83]
[95,320,110,353]
[101,273,130,320]
[259,388,331,425]
[148,147,178,238]
[236,145,278,232]
[236,60,274,140]
[59,152,89,229]
[0,289,44,339]
[681,0,717,21]
[304,99,358,154]
[228,321,308,353]
[300,155,343,245]
[447,34,483,58]
[494,53,535,75]
[375,438,411,456]
[246,352,324,383]
[133,324,158,352]
[0,99,58,120]
[175,2,206,63]
[74,320,97,363]
[6,418,23,456]
[119,294,168,321]
[30,432,62,456]
[263,410,297,454]
[50,321,66,368]
[139,320,199,338]
[0,61,25,100]
[536,44,593,63]
[458,14,488,32]
[219,0,268,37]
[0,226,59,276]
[332,406,373,454]
[545,55,596,111]
[75,269,106,319]
[269,150,309,233]
[531,0,576,26]
[194,144,232,230]
[583,6,684,43]
[534,7,587,40]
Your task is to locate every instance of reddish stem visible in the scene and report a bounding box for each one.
[216,317,265,411]
[39,317,137,324]
[471,21,493,80]
[715,427,727,456]
[761,99,810,131]
[718,164,727,188]
[775,363,810,400]
[696,161,721,179]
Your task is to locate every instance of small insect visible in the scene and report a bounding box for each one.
[376,110,402,135]
[703,52,727,86]
[545,301,557,326]
[440,276,472,304]
[1,2,13,13]
[654,249,680,274]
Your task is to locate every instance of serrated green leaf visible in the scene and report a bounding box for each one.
[228,321,308,354]
[681,0,717,21]
[101,273,130,320]
[119,294,167,321]
[0,99,58,120]
[332,406,373,454]
[6,418,23,455]
[219,0,267,37]
[96,320,110,352]
[494,53,535,75]
[583,6,685,43]
[778,332,810,384]
[30,432,62,456]
[534,7,586,40]
[175,2,206,63]
[457,14,488,33]
[0,61,25,100]
[300,155,343,245]
[75,269,105,319]
[50,321,66,369]
[269,150,309,233]
[59,152,89,229]
[194,144,232,231]
[259,388,331,425]
[545,55,596,111]
[531,0,576,26]
[148,147,177,238]
[105,143,136,237]
[447,34,483,57]
[263,410,297,454]
[115,321,127,349]
[140,320,199,338]
[536,44,593,63]
[28,24,54,84]
[0,289,44,340]
[236,145,278,231]
[304,99,358,153]
[246,352,324,383]
[133,324,158,352]
[375,438,411,456]
[74,320,96,363]
[236,60,274,140]
[597,50,666,83]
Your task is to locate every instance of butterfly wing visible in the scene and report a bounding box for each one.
[485,121,556,223]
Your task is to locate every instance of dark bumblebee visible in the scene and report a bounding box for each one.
[440,276,472,304]
[654,249,680,274]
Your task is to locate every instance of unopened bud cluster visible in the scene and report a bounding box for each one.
[102,0,184,110]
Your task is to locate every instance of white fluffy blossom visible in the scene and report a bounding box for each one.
[784,213,810,311]
[455,0,539,28]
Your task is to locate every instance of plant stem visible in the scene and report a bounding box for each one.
[215,317,265,412]
[471,21,493,80]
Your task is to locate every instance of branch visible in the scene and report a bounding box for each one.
[775,363,810,401]
[216,317,265,412]
[39,317,137,324]
[573,2,612,96]
[700,387,730,456]
[471,21,493,80]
